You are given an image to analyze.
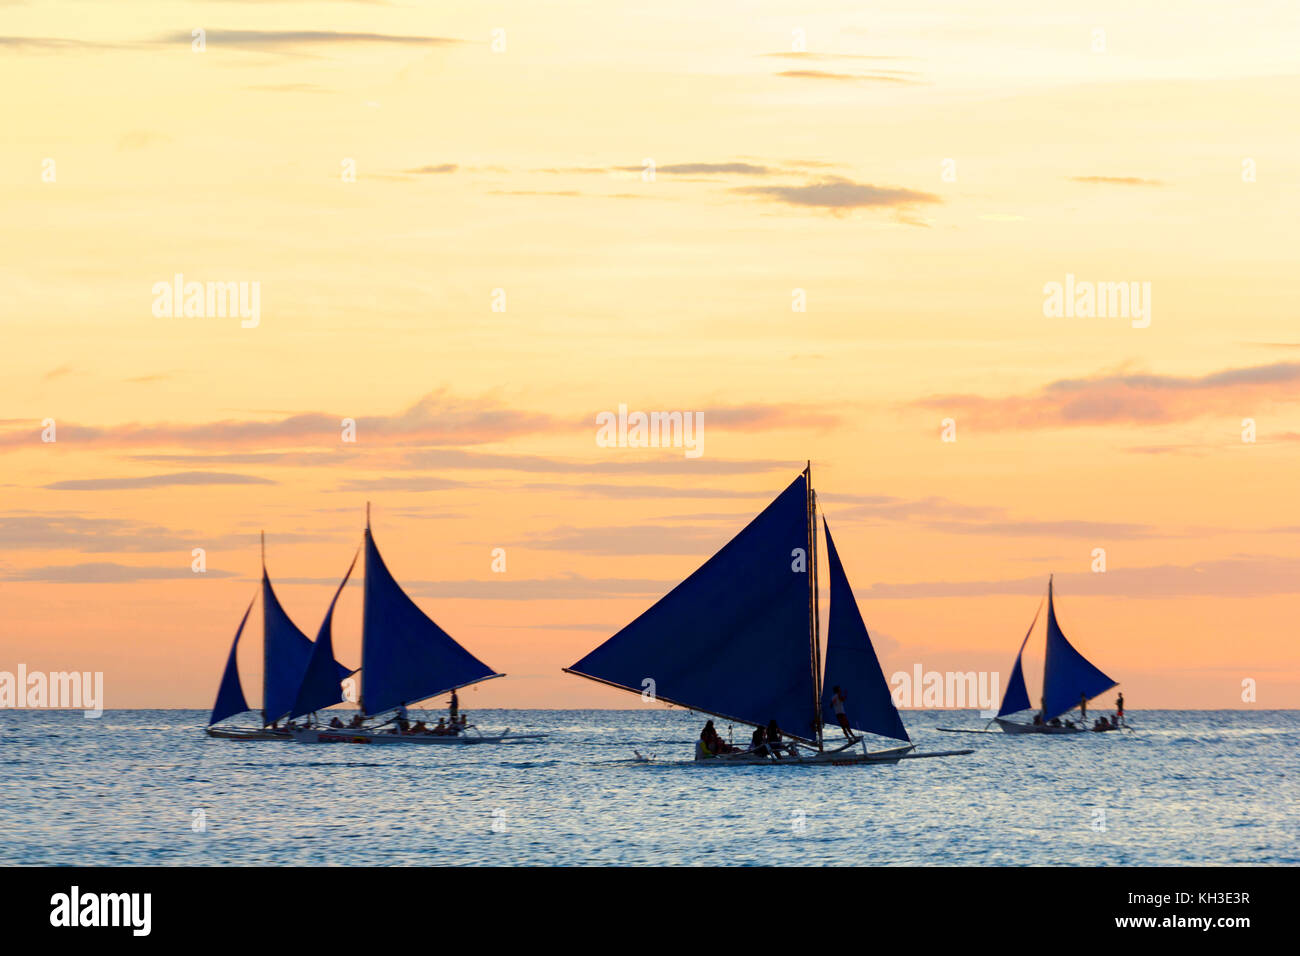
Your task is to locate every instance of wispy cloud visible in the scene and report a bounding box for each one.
[913,362,1300,430]
[856,556,1300,599]
[776,70,919,85]
[0,514,327,552]
[0,392,559,453]
[734,177,941,213]
[1068,176,1164,187]
[153,30,460,50]
[0,562,240,583]
[44,472,275,491]
[525,524,725,555]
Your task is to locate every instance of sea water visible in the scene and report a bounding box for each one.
[0,709,1295,866]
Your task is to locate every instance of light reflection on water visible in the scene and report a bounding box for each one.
[1,709,1295,865]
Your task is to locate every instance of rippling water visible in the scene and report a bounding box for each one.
[1,709,1295,866]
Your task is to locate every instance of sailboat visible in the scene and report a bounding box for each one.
[288,506,546,745]
[938,576,1123,735]
[564,466,972,766]
[206,534,353,740]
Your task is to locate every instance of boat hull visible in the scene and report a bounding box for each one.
[289,727,544,745]
[994,718,1086,735]
[687,743,971,765]
[206,726,292,741]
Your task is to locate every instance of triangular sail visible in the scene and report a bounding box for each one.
[208,595,255,726]
[289,552,356,720]
[262,566,352,725]
[1042,578,1117,722]
[996,597,1043,717]
[565,473,818,742]
[819,520,910,742]
[361,521,501,716]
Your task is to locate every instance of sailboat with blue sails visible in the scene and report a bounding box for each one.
[937,576,1123,735]
[288,506,546,745]
[564,465,971,766]
[206,533,353,740]
[991,576,1122,734]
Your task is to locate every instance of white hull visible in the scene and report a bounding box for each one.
[290,727,546,745]
[206,726,292,741]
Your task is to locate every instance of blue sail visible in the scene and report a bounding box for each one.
[1042,578,1117,721]
[361,522,501,716]
[262,565,353,725]
[208,595,255,726]
[996,598,1043,717]
[819,520,910,742]
[565,473,819,742]
[289,552,356,720]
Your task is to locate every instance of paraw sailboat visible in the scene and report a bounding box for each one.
[206,534,352,740]
[288,506,546,745]
[564,466,971,766]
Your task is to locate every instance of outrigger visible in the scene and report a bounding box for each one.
[565,465,971,766]
[936,576,1127,736]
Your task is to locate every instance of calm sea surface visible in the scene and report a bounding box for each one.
[1,709,1295,866]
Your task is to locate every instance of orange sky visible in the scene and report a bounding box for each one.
[2,1,1298,711]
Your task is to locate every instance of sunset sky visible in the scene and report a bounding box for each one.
[2,1,1298,712]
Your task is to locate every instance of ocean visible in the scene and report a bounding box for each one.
[2,709,1295,866]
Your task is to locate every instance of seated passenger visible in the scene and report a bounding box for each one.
[329,716,343,728]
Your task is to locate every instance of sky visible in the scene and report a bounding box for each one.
[2,1,1298,712]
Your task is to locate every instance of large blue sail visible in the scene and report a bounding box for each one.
[565,473,818,742]
[819,520,910,742]
[290,552,356,720]
[208,595,255,726]
[1042,578,1117,721]
[996,597,1043,717]
[361,521,501,716]
[262,560,353,725]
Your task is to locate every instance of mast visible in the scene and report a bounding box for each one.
[1042,573,1052,706]
[361,503,370,714]
[260,530,267,725]
[806,461,824,750]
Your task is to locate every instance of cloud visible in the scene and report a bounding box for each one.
[153,30,460,50]
[525,524,726,555]
[335,476,467,492]
[44,472,276,491]
[523,482,759,500]
[0,391,559,453]
[0,36,123,52]
[855,556,1300,599]
[0,562,240,583]
[274,572,672,601]
[404,164,458,174]
[614,162,775,176]
[0,514,328,553]
[734,176,941,212]
[912,362,1300,430]
[775,70,918,85]
[1068,176,1164,187]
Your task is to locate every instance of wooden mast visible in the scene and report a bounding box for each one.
[806,461,824,750]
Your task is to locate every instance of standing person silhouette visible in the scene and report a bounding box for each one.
[830,685,855,741]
